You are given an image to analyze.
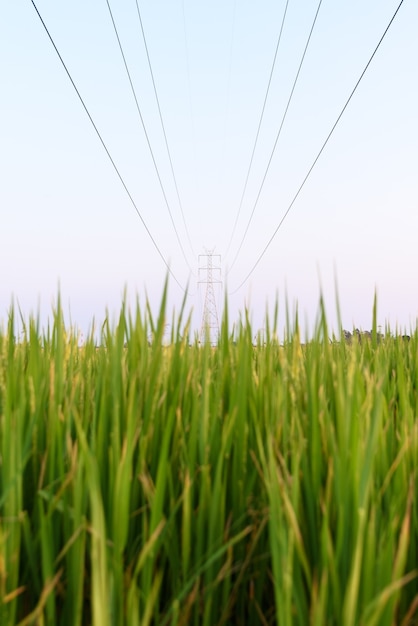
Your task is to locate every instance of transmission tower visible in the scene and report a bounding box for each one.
[198,250,222,345]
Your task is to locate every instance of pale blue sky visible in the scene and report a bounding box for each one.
[1,1,417,338]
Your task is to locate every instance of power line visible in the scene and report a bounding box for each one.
[230,0,406,295]
[29,0,188,292]
[134,0,196,259]
[105,0,195,274]
[227,0,323,275]
[224,0,291,260]
[182,0,197,172]
[219,0,237,202]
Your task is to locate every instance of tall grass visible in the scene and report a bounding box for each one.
[0,289,417,624]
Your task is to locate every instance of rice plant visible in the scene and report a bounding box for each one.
[0,288,417,624]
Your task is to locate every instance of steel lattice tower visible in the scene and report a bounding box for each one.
[198,250,221,345]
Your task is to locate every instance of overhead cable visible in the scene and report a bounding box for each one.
[230,0,406,294]
[227,0,323,275]
[225,0,291,260]
[105,0,195,274]
[181,0,197,172]
[30,0,188,292]
[134,0,196,259]
[219,0,237,204]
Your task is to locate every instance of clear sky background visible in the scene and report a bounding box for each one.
[1,0,417,340]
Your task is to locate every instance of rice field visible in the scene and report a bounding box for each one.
[0,290,417,625]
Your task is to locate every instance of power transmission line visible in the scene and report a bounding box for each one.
[105,0,195,274]
[134,0,196,260]
[230,0,406,295]
[224,0,291,260]
[182,0,197,171]
[227,0,323,275]
[219,0,237,200]
[29,0,188,292]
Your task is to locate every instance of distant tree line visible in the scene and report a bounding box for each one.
[342,329,410,343]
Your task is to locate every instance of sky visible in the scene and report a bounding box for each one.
[1,0,417,340]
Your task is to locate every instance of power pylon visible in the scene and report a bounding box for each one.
[198,250,221,345]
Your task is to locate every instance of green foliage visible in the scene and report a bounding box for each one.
[0,293,417,625]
